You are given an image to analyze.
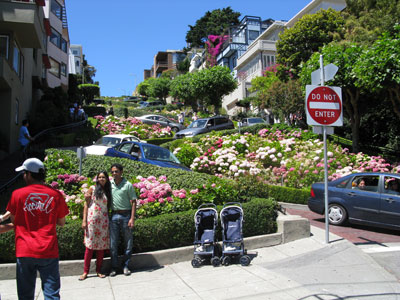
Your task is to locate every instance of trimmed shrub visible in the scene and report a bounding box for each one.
[0,197,278,262]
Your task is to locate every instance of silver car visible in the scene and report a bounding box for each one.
[239,117,267,127]
[136,114,184,132]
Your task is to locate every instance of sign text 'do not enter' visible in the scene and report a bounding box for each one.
[306,85,342,126]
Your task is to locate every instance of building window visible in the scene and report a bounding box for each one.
[15,99,19,125]
[0,35,9,59]
[49,58,60,78]
[248,30,259,41]
[61,38,67,53]
[72,50,78,55]
[33,48,37,63]
[13,42,24,81]
[50,28,61,48]
[51,0,63,20]
[61,62,67,77]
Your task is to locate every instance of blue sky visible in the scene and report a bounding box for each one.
[67,0,311,97]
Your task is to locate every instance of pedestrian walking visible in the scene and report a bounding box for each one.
[7,158,69,300]
[18,119,34,159]
[109,163,137,276]
[79,171,111,281]
[178,113,184,125]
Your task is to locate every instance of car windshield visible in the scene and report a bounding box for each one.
[95,137,121,147]
[141,144,181,163]
[188,120,207,128]
[248,118,264,124]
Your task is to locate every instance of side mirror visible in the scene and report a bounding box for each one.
[206,123,212,127]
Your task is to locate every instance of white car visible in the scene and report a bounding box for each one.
[84,134,142,155]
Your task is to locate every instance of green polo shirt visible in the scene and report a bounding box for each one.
[111,177,137,210]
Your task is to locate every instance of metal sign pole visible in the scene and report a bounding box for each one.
[320,55,330,244]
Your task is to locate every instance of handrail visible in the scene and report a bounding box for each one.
[0,117,87,195]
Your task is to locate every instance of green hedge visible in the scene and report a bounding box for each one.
[83,106,106,117]
[45,149,310,204]
[0,197,277,262]
[45,149,213,191]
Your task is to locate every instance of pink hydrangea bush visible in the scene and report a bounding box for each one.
[94,115,173,139]
[172,127,400,189]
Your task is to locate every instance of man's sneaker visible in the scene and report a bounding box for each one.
[110,270,117,277]
[123,267,131,276]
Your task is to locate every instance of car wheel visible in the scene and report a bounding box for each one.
[328,204,347,226]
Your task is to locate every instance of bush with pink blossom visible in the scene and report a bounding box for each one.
[94,115,173,139]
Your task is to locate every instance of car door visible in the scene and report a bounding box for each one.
[154,116,168,127]
[113,142,137,160]
[380,175,400,227]
[205,119,215,132]
[345,175,381,222]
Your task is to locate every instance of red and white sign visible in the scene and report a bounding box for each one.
[306,85,342,126]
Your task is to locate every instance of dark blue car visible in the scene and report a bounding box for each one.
[308,172,400,230]
[105,141,190,171]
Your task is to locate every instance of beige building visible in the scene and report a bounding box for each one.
[0,0,69,157]
[144,50,186,80]
[45,0,69,90]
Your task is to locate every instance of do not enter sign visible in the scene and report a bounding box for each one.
[306,85,343,126]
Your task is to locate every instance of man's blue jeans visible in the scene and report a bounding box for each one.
[16,257,60,300]
[110,212,133,270]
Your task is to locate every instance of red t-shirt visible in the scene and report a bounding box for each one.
[7,184,69,258]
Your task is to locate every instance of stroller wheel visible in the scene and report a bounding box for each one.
[240,255,251,266]
[222,256,231,266]
[191,258,202,268]
[211,256,221,267]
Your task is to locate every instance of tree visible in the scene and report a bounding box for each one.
[185,7,240,49]
[300,42,365,152]
[264,79,305,126]
[192,66,237,114]
[276,8,345,76]
[78,84,100,105]
[137,78,154,98]
[353,26,400,119]
[147,77,171,103]
[344,0,400,44]
[249,70,280,109]
[169,73,198,110]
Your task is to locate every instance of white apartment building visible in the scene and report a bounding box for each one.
[222,0,347,116]
[69,44,82,75]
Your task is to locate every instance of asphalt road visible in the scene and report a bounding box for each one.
[285,204,400,281]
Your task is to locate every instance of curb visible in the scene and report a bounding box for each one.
[0,212,310,279]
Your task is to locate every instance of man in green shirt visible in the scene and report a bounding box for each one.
[109,163,137,276]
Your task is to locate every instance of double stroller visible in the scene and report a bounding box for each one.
[191,202,251,268]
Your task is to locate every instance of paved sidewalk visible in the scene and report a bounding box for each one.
[1,226,399,300]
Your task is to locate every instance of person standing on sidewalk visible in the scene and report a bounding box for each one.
[7,158,69,300]
[109,163,137,276]
[18,120,34,159]
[79,171,111,281]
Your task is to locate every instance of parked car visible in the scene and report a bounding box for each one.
[136,114,184,132]
[140,100,164,108]
[308,172,400,230]
[174,116,234,139]
[123,96,141,103]
[105,141,190,171]
[84,134,142,155]
[239,117,267,127]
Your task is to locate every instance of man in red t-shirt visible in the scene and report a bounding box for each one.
[7,158,69,300]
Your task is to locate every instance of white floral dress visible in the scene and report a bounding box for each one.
[84,192,110,250]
